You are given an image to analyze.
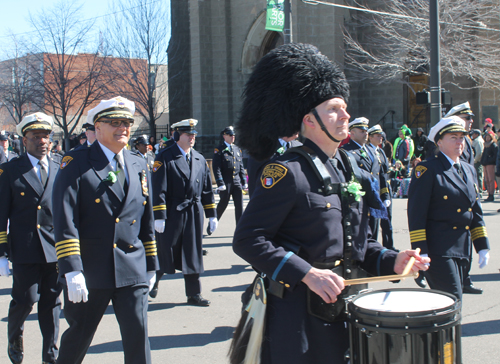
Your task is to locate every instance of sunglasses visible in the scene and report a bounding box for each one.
[464,115,473,121]
[101,119,134,128]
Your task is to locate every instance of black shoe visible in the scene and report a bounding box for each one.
[484,195,494,202]
[463,285,483,294]
[8,336,23,364]
[206,225,212,236]
[149,282,159,298]
[415,274,427,288]
[497,208,500,213]
[187,294,210,306]
[202,249,208,256]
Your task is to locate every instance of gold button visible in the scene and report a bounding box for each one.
[367,212,371,217]
[115,218,120,223]
[113,244,117,248]
[132,220,136,224]
[37,206,41,210]
[465,226,469,230]
[95,198,100,203]
[37,224,41,229]
[453,226,457,230]
[20,192,24,196]
[129,244,134,249]
[457,208,461,213]
[443,195,448,200]
[326,203,331,208]
[143,201,147,205]
[468,208,472,212]
[285,284,290,288]
[360,164,364,167]
[279,281,284,284]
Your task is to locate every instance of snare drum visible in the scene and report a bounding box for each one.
[348,288,461,364]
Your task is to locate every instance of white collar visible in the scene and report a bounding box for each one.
[441,151,460,166]
[98,141,124,163]
[27,153,48,168]
[224,141,232,149]
[176,143,190,158]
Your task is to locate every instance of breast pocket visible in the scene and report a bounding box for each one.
[305,192,341,211]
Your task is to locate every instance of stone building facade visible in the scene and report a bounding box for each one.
[168,0,497,155]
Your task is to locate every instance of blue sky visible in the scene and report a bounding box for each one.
[0,0,107,40]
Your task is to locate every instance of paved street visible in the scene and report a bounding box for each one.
[0,194,499,363]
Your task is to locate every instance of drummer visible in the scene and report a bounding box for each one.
[408,116,490,300]
[231,43,429,364]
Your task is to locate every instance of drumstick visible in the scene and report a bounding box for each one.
[345,248,422,286]
[344,271,418,286]
[401,248,421,276]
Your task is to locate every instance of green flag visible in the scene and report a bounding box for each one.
[265,0,285,32]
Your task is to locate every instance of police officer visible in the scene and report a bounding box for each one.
[408,116,490,301]
[367,124,395,250]
[442,101,483,294]
[75,123,96,150]
[342,118,391,239]
[52,96,159,364]
[0,113,62,364]
[0,133,18,163]
[246,133,301,198]
[134,135,155,172]
[211,126,246,230]
[231,43,428,364]
[152,119,217,305]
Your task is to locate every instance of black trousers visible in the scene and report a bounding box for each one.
[56,284,151,364]
[380,200,395,249]
[216,182,243,224]
[368,216,380,241]
[8,262,62,362]
[155,272,201,297]
[423,255,468,301]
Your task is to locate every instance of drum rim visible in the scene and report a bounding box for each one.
[348,288,460,316]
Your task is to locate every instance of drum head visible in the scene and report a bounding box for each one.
[353,289,455,313]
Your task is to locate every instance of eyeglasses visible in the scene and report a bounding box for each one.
[464,115,473,121]
[101,119,134,128]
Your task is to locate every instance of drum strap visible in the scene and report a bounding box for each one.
[287,147,356,279]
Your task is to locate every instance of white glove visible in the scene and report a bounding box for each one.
[65,271,89,303]
[217,185,226,193]
[154,219,165,233]
[209,217,218,234]
[243,184,248,190]
[147,271,156,292]
[384,199,391,208]
[478,249,490,269]
[0,256,10,276]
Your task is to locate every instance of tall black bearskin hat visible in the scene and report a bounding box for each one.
[236,43,349,161]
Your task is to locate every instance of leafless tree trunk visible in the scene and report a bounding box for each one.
[104,0,171,138]
[342,0,500,91]
[27,0,112,151]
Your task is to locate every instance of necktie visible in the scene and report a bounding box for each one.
[286,142,291,150]
[114,154,127,188]
[186,152,191,167]
[454,163,467,183]
[364,146,374,162]
[38,161,47,186]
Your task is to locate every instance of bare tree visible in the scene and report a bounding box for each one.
[104,0,171,137]
[0,34,42,126]
[342,0,500,90]
[27,0,111,150]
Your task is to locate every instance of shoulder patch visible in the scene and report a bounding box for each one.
[261,163,288,189]
[214,148,219,154]
[60,156,73,169]
[415,165,427,178]
[152,161,163,172]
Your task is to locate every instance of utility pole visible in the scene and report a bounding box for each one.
[284,0,292,44]
[429,0,441,126]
